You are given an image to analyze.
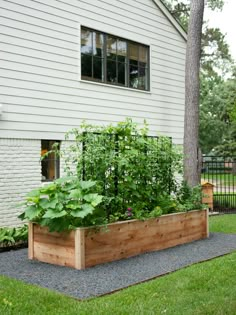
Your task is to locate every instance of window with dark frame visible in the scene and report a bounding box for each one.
[81,27,150,91]
[41,140,60,182]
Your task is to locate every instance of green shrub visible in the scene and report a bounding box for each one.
[0,225,28,246]
[59,119,182,218]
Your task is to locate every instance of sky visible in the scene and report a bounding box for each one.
[205,0,236,62]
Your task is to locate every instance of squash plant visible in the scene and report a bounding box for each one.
[19,177,104,232]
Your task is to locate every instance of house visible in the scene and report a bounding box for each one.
[0,0,187,227]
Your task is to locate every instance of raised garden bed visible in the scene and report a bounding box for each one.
[28,209,209,269]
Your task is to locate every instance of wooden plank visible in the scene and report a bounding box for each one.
[28,222,34,259]
[32,225,75,267]
[74,229,85,270]
[33,242,75,267]
[30,210,208,269]
[84,210,208,267]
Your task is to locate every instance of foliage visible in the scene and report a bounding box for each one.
[60,119,183,220]
[209,76,236,156]
[163,0,236,155]
[199,75,232,154]
[19,119,206,231]
[162,0,233,77]
[0,225,28,246]
[19,177,104,232]
[176,181,205,211]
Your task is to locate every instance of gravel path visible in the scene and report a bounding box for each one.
[0,232,236,299]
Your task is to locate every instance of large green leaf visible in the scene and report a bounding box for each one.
[43,209,67,219]
[46,199,58,209]
[54,176,76,184]
[84,194,103,207]
[69,189,83,199]
[79,181,96,190]
[39,198,49,209]
[66,203,82,210]
[71,204,94,218]
[26,189,41,198]
[40,183,57,193]
[24,205,42,221]
[26,196,40,204]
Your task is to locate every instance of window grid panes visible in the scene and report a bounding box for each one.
[81,27,149,91]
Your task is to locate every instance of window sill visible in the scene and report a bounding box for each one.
[79,79,151,94]
[41,181,53,187]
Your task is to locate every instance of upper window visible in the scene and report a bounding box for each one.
[81,27,150,91]
[41,140,60,182]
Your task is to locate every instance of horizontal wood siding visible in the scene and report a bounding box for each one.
[0,0,186,144]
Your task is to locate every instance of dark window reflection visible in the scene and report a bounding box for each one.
[93,57,103,81]
[107,60,117,83]
[81,27,149,90]
[118,62,126,85]
[81,54,92,78]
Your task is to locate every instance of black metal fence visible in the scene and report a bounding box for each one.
[202,156,236,213]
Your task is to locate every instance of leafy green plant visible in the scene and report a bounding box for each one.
[19,120,205,232]
[0,225,28,246]
[176,181,206,211]
[56,118,183,220]
[19,177,104,232]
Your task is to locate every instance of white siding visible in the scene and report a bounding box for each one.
[0,0,186,144]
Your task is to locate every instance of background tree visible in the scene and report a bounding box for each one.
[163,0,235,157]
[199,74,229,153]
[213,75,236,157]
[162,0,232,77]
[183,0,205,187]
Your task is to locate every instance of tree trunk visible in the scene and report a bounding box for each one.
[184,0,205,187]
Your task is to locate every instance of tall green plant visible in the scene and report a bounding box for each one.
[58,119,182,217]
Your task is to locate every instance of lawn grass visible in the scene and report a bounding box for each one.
[0,214,236,315]
[209,214,236,234]
[1,253,236,315]
[202,173,236,185]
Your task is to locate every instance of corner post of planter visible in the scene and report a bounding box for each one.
[74,229,85,270]
[28,222,34,259]
[203,208,210,238]
[206,208,209,238]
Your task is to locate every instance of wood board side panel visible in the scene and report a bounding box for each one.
[84,210,207,267]
[32,225,75,267]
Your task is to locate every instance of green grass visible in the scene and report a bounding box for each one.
[209,214,236,233]
[202,173,236,185]
[0,215,236,315]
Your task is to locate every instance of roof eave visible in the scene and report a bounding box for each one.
[152,0,187,41]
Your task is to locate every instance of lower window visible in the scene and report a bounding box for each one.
[41,140,60,181]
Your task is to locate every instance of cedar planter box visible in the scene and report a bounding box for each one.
[28,209,209,270]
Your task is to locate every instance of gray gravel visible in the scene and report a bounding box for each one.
[0,232,236,299]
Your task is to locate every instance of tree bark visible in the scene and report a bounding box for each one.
[184,0,205,187]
